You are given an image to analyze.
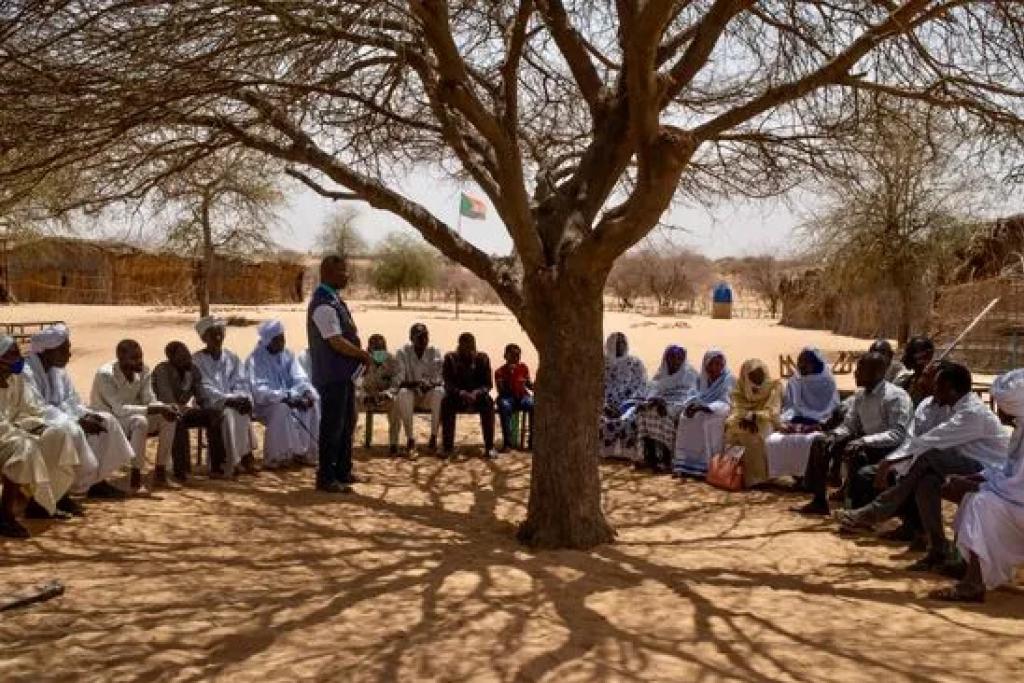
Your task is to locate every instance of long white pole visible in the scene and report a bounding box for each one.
[936,297,1001,362]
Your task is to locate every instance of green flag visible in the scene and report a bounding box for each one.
[459,192,486,220]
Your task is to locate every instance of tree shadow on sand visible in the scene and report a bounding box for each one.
[1,453,1022,682]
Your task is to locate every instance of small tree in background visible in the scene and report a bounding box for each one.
[371,233,438,308]
[153,148,283,317]
[606,255,646,310]
[607,246,713,313]
[733,255,787,318]
[316,207,367,260]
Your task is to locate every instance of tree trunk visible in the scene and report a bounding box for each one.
[396,287,403,308]
[517,278,615,550]
[897,285,913,346]
[198,199,213,318]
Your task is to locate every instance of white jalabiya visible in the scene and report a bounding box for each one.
[955,369,1024,588]
[194,349,254,469]
[0,372,78,513]
[246,330,320,467]
[25,354,133,493]
[90,361,173,472]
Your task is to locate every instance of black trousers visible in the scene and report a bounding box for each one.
[174,408,226,477]
[804,435,896,506]
[862,449,984,550]
[317,380,356,485]
[441,392,495,451]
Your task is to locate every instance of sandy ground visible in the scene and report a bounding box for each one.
[3,301,869,392]
[1,303,1022,682]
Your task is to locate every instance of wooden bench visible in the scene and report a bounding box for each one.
[363,404,532,449]
[1,320,66,347]
[778,350,863,380]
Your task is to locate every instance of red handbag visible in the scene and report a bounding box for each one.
[707,445,745,491]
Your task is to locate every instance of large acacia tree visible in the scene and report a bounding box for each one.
[2,1,1024,548]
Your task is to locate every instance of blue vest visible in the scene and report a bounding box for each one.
[307,284,361,386]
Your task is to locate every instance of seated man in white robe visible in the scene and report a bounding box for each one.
[0,336,79,537]
[932,368,1024,602]
[91,339,180,491]
[247,320,319,470]
[26,324,133,500]
[193,316,256,477]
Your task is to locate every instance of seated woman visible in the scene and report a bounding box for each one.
[635,345,697,472]
[599,333,648,459]
[673,349,735,477]
[724,359,783,487]
[764,347,840,481]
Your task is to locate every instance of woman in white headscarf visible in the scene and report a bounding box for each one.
[599,333,648,458]
[931,369,1024,602]
[673,349,735,477]
[764,347,840,480]
[247,319,320,469]
[636,345,698,471]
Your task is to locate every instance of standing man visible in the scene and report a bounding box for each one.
[307,255,370,493]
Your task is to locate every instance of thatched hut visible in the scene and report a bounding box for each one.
[6,237,122,304]
[6,236,306,306]
[930,216,1024,373]
[779,267,932,340]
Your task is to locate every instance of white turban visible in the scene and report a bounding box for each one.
[991,368,1024,417]
[30,323,70,355]
[195,316,227,338]
[0,335,13,355]
[257,319,285,347]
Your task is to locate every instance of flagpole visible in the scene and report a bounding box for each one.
[456,189,463,237]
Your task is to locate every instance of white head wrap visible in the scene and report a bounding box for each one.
[195,316,227,338]
[257,319,285,347]
[30,323,70,355]
[0,335,14,355]
[991,368,1024,417]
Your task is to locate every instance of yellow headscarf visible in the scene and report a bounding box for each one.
[735,358,778,406]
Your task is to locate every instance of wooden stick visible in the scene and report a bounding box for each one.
[0,580,65,612]
[936,297,1001,362]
